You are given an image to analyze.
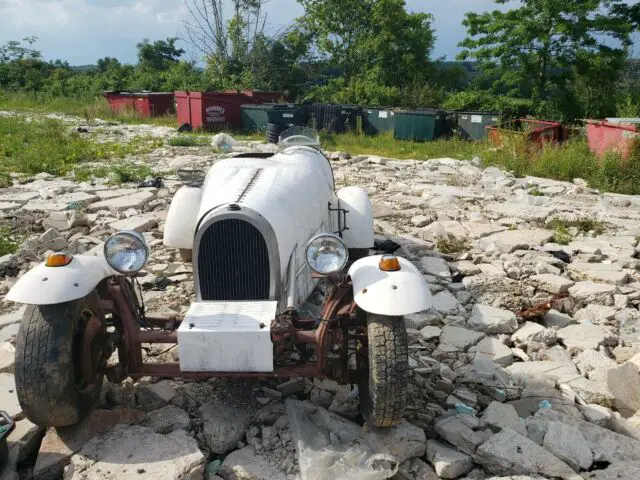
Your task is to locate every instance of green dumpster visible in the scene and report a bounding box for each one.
[266,104,306,126]
[241,104,270,132]
[456,111,500,141]
[364,107,395,135]
[394,109,443,142]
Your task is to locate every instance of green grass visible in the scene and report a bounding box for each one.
[74,164,154,184]
[167,135,210,147]
[553,226,573,245]
[0,227,19,256]
[324,131,640,195]
[0,90,177,127]
[436,236,472,254]
[0,115,163,177]
[546,217,606,235]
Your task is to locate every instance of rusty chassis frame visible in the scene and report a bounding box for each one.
[94,274,363,384]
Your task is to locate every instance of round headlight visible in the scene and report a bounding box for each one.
[104,231,149,274]
[305,234,349,275]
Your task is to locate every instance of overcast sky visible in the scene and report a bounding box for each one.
[0,0,638,65]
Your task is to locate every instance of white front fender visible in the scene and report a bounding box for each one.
[348,255,433,316]
[6,255,117,305]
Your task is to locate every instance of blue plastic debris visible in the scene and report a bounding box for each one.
[345,386,359,401]
[538,400,552,410]
[455,402,477,416]
[206,459,222,478]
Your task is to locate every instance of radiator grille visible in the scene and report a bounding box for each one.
[197,219,270,300]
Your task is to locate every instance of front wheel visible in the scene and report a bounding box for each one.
[14,292,108,427]
[358,313,409,427]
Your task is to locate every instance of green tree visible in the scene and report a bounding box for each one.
[136,37,184,72]
[458,0,635,119]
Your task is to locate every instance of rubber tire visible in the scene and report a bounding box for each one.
[358,313,409,427]
[15,293,104,427]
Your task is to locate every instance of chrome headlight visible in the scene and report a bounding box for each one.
[305,234,349,275]
[104,231,149,274]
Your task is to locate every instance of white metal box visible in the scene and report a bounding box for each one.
[177,301,276,372]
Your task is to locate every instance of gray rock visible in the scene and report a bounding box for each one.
[434,415,492,455]
[542,310,575,329]
[557,324,614,353]
[136,380,177,412]
[396,458,438,480]
[200,399,252,454]
[574,304,617,325]
[0,308,25,328]
[411,215,433,227]
[568,282,616,305]
[426,439,473,479]
[218,446,287,480]
[420,326,442,341]
[530,274,575,294]
[582,404,612,427]
[542,421,593,471]
[511,322,556,347]
[583,462,640,480]
[606,362,640,417]
[574,349,616,376]
[7,417,44,463]
[42,212,70,232]
[480,401,527,436]
[475,428,582,479]
[420,256,452,281]
[109,212,159,233]
[535,409,640,464]
[568,262,629,285]
[0,324,19,343]
[0,342,15,373]
[139,405,190,434]
[440,326,485,351]
[88,191,155,213]
[64,424,204,480]
[525,417,548,445]
[432,290,462,315]
[467,304,518,334]
[469,337,514,367]
[0,373,21,418]
[478,229,553,253]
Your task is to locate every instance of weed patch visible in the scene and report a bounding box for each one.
[546,217,605,235]
[0,173,11,189]
[167,136,209,147]
[74,164,153,184]
[0,227,19,256]
[0,116,162,176]
[553,226,573,245]
[436,236,471,254]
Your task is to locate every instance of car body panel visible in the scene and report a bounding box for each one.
[6,255,116,305]
[348,255,433,316]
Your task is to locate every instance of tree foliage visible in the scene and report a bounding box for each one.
[458,0,635,119]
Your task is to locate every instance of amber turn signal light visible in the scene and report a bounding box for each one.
[379,255,401,272]
[46,253,73,267]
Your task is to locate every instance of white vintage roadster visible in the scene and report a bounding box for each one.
[7,127,433,428]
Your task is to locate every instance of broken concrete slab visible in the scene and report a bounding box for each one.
[0,373,21,419]
[542,421,593,472]
[480,401,527,436]
[511,322,556,347]
[33,408,145,480]
[530,274,575,294]
[64,424,205,480]
[467,304,518,334]
[0,342,15,373]
[542,310,575,329]
[606,362,640,417]
[138,405,190,434]
[568,282,616,305]
[200,398,252,455]
[475,428,582,479]
[108,212,159,233]
[535,409,640,464]
[568,262,629,285]
[469,337,514,367]
[557,324,615,353]
[136,380,177,412]
[87,191,155,213]
[439,326,485,351]
[219,445,287,480]
[426,439,473,479]
[434,415,492,455]
[478,229,553,253]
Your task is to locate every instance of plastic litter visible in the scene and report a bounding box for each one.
[206,459,221,478]
[177,123,193,133]
[345,386,359,402]
[138,177,163,188]
[455,402,477,416]
[538,400,552,410]
[211,133,238,152]
[286,399,399,480]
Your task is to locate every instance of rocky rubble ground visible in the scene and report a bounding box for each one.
[2,116,640,479]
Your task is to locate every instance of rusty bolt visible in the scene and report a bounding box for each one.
[362,288,368,294]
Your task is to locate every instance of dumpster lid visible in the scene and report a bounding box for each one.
[605,118,640,124]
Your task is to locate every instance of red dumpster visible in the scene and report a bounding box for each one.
[103,92,175,117]
[586,120,640,159]
[487,118,563,150]
[175,91,262,130]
